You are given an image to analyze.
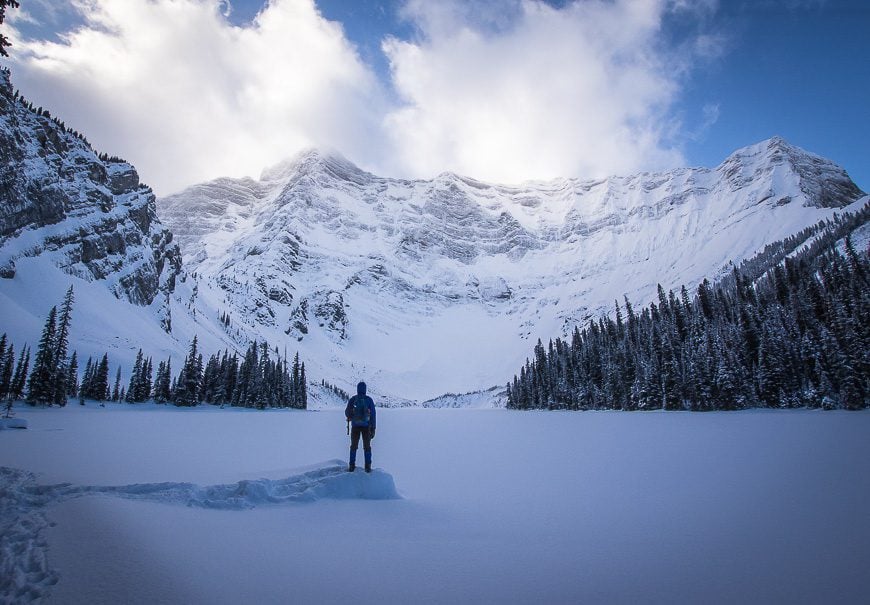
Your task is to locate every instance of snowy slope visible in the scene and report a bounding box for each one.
[159,138,866,401]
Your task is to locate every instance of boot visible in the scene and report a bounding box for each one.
[365,463,371,473]
[364,449,372,473]
[349,448,357,472]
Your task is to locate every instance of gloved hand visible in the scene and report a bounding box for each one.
[369,428,376,441]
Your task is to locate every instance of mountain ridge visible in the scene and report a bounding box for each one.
[0,59,865,404]
[157,136,865,401]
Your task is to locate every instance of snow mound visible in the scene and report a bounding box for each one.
[89,460,401,509]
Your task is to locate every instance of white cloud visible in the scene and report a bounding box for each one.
[4,0,720,192]
[382,0,705,182]
[7,0,385,194]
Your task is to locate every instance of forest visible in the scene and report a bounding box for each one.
[507,206,869,411]
[1,286,307,415]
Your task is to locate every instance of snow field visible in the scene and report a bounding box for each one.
[1,404,869,604]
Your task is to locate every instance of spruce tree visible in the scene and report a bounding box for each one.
[0,342,13,401]
[142,357,153,400]
[11,345,28,400]
[154,358,171,403]
[127,349,143,402]
[299,362,308,409]
[67,351,79,398]
[175,337,201,406]
[80,356,93,400]
[94,354,110,402]
[112,366,122,402]
[27,306,57,405]
[52,286,74,406]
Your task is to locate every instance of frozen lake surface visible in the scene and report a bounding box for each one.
[2,403,869,604]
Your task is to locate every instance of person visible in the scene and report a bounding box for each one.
[345,381,376,472]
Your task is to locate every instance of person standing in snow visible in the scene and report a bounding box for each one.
[345,381,376,472]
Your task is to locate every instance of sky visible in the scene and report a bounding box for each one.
[2,0,868,196]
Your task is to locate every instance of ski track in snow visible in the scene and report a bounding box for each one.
[0,461,399,603]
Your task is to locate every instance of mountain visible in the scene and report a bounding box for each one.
[158,138,866,402]
[0,61,864,404]
[0,68,237,376]
[0,69,181,312]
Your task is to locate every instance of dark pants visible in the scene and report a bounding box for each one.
[350,425,372,467]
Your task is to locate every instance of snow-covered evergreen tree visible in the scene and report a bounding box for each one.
[26,306,57,405]
[51,286,74,406]
[66,351,78,398]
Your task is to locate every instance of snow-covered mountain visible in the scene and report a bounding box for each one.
[158,137,866,401]
[0,69,181,313]
[0,61,865,404]
[0,69,238,377]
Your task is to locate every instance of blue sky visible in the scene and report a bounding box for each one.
[4,0,868,194]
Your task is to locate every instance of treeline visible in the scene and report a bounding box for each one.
[4,286,308,410]
[164,337,308,409]
[507,208,869,411]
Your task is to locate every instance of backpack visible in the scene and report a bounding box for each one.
[352,395,370,426]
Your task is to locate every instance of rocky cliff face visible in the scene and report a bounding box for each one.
[0,69,181,313]
[158,139,865,399]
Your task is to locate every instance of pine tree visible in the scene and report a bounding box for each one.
[27,306,57,405]
[142,357,153,400]
[94,354,110,402]
[80,356,93,401]
[66,351,79,398]
[175,337,201,406]
[154,358,171,403]
[52,286,74,406]
[112,366,122,402]
[10,345,28,400]
[0,342,14,401]
[299,362,307,409]
[0,334,6,375]
[127,349,143,402]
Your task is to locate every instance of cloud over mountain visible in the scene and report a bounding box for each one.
[6,0,719,193]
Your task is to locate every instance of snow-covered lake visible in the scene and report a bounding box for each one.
[2,404,869,604]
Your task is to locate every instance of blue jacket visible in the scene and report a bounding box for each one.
[346,382,376,428]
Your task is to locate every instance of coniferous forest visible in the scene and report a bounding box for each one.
[507,207,869,411]
[1,287,307,413]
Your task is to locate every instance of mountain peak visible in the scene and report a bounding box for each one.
[259,148,366,183]
[717,136,864,208]
[724,136,805,163]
